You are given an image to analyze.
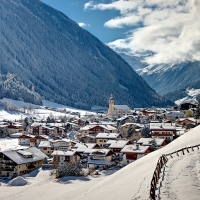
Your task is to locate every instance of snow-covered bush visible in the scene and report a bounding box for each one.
[56,161,82,178]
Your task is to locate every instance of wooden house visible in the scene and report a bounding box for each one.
[121,144,152,165]
[0,147,47,177]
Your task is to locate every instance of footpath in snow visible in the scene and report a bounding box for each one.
[158,149,200,200]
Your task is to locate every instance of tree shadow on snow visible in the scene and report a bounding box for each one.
[56,176,90,184]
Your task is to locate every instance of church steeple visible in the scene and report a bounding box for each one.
[108,94,114,115]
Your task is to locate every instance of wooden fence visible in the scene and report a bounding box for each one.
[149,144,200,200]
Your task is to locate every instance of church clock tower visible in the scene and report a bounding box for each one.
[108,94,114,115]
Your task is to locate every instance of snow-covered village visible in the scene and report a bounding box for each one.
[1,0,200,199]
[0,96,200,199]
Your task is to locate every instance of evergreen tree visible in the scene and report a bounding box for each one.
[22,117,29,131]
[194,99,200,119]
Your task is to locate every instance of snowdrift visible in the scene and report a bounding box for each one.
[8,177,28,186]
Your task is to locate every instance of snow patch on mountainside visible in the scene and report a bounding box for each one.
[175,88,200,105]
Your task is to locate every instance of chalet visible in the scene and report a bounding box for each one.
[38,140,71,156]
[137,138,167,148]
[95,133,122,147]
[150,123,176,141]
[32,125,55,135]
[177,118,196,126]
[18,135,48,146]
[142,109,157,116]
[180,102,196,110]
[107,95,131,115]
[18,134,33,145]
[80,124,117,136]
[51,150,80,166]
[30,135,48,147]
[121,144,152,165]
[120,123,144,138]
[0,147,47,177]
[7,123,23,135]
[73,143,99,156]
[106,140,131,156]
[87,149,114,169]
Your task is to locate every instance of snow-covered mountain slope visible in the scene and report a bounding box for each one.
[120,53,200,96]
[76,125,200,200]
[140,61,200,95]
[118,53,148,71]
[0,98,95,121]
[174,88,200,106]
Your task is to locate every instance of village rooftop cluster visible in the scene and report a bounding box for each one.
[0,96,199,178]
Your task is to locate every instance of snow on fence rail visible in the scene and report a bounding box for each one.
[149,144,200,200]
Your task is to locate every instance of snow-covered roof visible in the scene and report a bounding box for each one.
[108,140,129,148]
[150,123,176,130]
[2,147,47,164]
[74,143,97,153]
[83,149,99,154]
[80,124,116,131]
[121,145,149,154]
[51,150,75,157]
[87,159,113,165]
[137,138,165,146]
[38,141,51,148]
[95,133,119,139]
[114,105,131,110]
[89,149,111,157]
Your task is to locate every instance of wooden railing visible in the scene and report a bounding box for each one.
[149,155,168,199]
[149,144,200,200]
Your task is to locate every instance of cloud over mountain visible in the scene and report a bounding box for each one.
[85,0,200,65]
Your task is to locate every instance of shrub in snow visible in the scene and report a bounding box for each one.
[8,176,28,186]
[56,161,82,178]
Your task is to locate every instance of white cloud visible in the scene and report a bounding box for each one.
[85,0,200,65]
[78,22,90,27]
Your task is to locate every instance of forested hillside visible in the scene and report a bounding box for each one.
[0,0,172,109]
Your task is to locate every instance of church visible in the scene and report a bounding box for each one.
[107,94,131,115]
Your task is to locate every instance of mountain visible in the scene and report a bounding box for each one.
[0,0,172,109]
[139,61,200,95]
[118,53,148,71]
[164,81,200,104]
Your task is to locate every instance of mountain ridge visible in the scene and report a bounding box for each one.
[0,0,172,109]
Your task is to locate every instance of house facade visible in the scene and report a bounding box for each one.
[0,147,47,177]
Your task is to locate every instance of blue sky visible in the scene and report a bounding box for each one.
[41,0,200,65]
[41,0,131,43]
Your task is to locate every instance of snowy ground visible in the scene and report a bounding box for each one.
[158,150,200,200]
[0,167,118,200]
[0,98,96,121]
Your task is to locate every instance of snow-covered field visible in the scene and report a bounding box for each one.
[0,98,96,121]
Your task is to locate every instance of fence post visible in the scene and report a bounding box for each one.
[182,148,185,155]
